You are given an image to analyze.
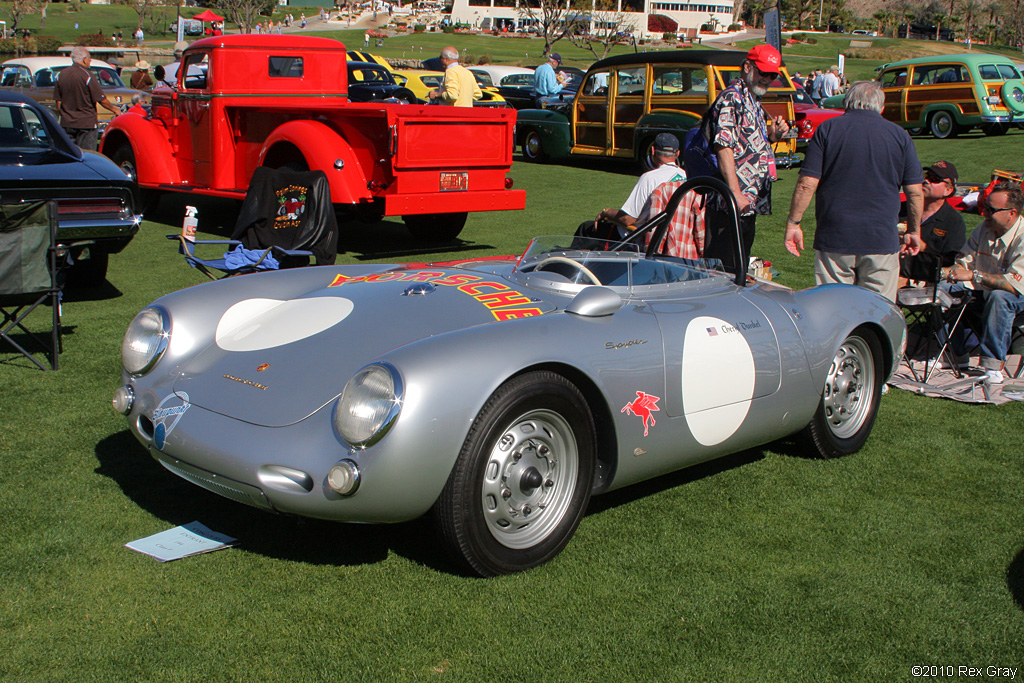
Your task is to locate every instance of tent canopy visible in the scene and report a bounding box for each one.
[192,10,224,22]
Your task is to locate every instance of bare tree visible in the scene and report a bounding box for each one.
[220,0,277,34]
[566,0,638,60]
[114,0,163,31]
[5,0,41,32]
[517,0,587,59]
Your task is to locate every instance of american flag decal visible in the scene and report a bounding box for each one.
[706,327,718,336]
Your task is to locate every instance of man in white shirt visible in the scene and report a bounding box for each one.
[819,65,841,99]
[581,133,686,239]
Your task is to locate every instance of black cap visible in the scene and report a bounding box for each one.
[549,53,562,64]
[925,160,958,184]
[653,132,679,152]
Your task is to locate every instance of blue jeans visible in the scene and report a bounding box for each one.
[939,283,1024,367]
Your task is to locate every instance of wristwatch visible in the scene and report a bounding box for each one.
[972,270,984,286]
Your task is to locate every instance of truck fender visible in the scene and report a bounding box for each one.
[259,120,369,205]
[920,103,963,125]
[635,110,701,160]
[515,109,571,159]
[100,116,181,187]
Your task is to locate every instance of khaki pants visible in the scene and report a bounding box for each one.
[814,251,900,302]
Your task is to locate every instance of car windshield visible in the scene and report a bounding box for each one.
[50,65,126,88]
[513,236,719,291]
[349,65,394,84]
[0,102,53,151]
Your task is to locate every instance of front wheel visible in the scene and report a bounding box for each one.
[803,329,883,459]
[403,212,467,242]
[112,145,159,214]
[521,129,548,162]
[929,111,960,139]
[433,371,596,576]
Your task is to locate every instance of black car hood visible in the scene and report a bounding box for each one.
[0,149,130,184]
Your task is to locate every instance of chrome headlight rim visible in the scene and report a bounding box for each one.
[335,362,404,449]
[122,304,171,376]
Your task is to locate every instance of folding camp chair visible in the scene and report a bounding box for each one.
[167,235,312,280]
[0,200,64,370]
[898,278,972,385]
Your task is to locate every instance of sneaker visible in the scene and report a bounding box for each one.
[983,368,1005,384]
[930,353,971,370]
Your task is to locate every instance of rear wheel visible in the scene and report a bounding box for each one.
[804,329,884,459]
[403,212,467,242]
[982,122,1009,136]
[521,129,548,162]
[66,247,109,288]
[929,111,960,139]
[433,371,596,576]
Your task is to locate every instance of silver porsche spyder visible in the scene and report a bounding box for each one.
[114,180,907,576]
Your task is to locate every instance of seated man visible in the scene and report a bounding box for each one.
[899,160,966,285]
[941,181,1024,383]
[635,180,706,260]
[578,133,685,242]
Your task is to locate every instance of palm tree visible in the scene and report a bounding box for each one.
[932,12,947,39]
[962,0,981,44]
[872,9,891,35]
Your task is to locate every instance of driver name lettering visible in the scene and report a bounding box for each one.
[605,339,648,350]
[327,270,543,321]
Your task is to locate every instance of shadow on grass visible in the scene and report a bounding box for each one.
[62,279,123,303]
[513,153,645,178]
[1008,545,1024,612]
[93,430,464,575]
[587,447,766,515]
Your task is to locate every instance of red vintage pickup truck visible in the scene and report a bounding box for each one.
[100,35,524,241]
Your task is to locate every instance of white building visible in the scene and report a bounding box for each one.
[449,0,735,39]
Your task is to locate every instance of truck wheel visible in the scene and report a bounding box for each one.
[112,145,159,214]
[66,247,109,288]
[521,129,548,162]
[404,212,467,242]
[638,137,657,173]
[929,111,960,139]
[433,371,596,576]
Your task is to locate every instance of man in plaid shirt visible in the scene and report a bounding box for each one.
[636,181,707,260]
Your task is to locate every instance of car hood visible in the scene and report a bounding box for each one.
[170,263,555,426]
[0,148,130,184]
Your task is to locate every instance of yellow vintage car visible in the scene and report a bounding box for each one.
[390,70,508,108]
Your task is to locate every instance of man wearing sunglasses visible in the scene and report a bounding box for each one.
[704,44,791,271]
[941,181,1024,384]
[899,160,966,285]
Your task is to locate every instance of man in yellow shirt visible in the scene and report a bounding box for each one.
[428,47,481,107]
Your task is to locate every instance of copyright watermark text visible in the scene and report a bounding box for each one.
[911,666,1018,679]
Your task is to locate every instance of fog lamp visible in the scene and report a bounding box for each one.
[327,459,361,495]
[112,385,135,415]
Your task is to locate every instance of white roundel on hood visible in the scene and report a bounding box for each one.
[215,297,355,352]
[681,315,755,446]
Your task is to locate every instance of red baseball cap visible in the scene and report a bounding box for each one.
[746,44,782,73]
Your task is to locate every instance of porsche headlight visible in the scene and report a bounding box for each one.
[334,363,403,448]
[122,305,170,375]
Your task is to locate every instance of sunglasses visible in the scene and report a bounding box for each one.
[925,173,951,185]
[983,204,1015,216]
[755,67,779,80]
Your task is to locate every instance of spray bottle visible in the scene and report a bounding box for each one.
[182,206,198,242]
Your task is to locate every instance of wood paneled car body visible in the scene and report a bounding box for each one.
[515,51,799,167]
[876,54,1024,138]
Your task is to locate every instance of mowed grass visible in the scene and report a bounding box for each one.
[2,111,1024,682]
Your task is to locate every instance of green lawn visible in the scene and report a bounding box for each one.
[1,123,1023,680]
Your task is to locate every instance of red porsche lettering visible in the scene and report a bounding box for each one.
[365,273,403,282]
[327,274,367,287]
[458,282,509,296]
[399,270,446,282]
[431,274,482,287]
[492,307,543,321]
[474,290,532,309]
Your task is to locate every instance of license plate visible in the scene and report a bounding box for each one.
[440,172,468,191]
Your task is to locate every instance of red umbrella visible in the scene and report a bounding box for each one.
[192,9,225,22]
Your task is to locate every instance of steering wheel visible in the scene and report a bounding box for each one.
[533,256,602,285]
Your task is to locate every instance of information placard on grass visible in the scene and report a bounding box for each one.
[126,521,238,562]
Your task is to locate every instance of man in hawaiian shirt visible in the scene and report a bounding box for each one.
[707,44,790,269]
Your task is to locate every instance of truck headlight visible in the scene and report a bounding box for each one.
[334,363,403,447]
[122,305,170,375]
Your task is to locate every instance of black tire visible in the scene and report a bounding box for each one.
[804,328,884,459]
[982,122,1009,136]
[67,247,109,288]
[521,129,548,162]
[433,371,596,576]
[403,212,467,242]
[638,137,657,173]
[929,111,960,139]
[112,145,159,214]
[907,126,924,136]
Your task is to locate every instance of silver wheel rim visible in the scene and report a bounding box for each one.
[822,336,875,439]
[481,409,579,549]
[524,132,541,158]
[119,158,137,183]
[932,113,952,137]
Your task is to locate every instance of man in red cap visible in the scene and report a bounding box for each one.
[703,44,790,271]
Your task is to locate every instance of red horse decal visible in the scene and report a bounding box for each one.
[621,391,660,436]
